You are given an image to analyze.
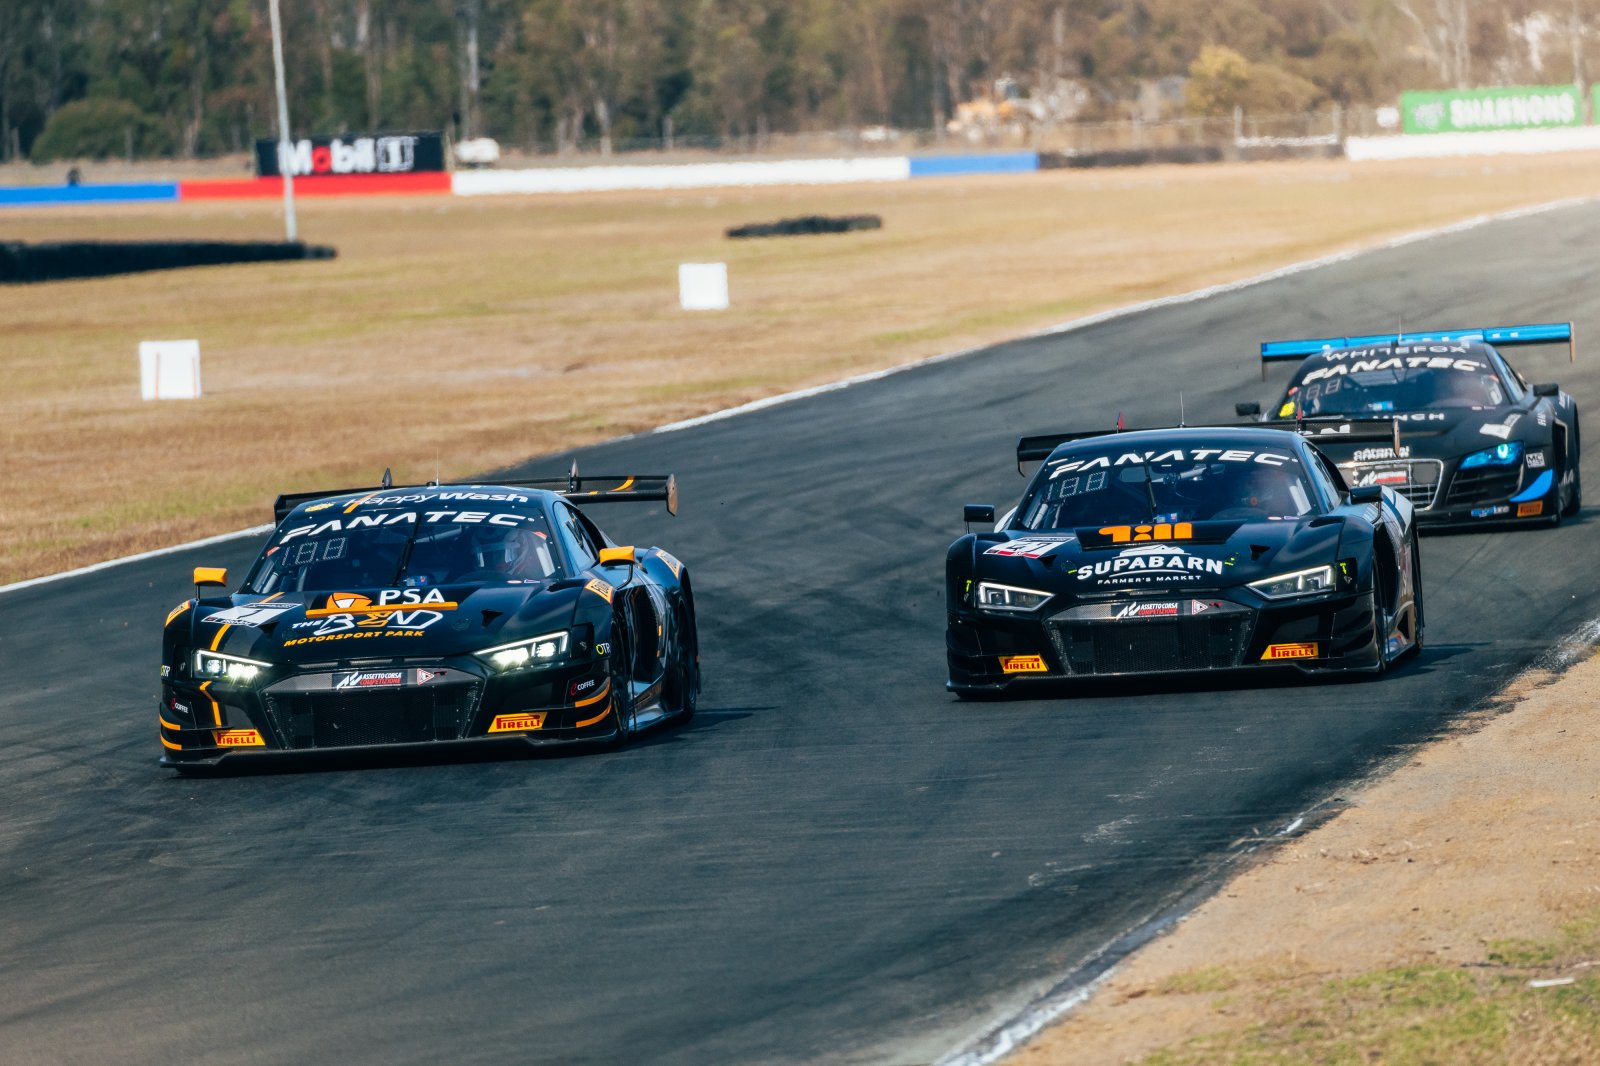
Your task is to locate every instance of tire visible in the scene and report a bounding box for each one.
[1564,420,1582,517]
[604,615,635,747]
[1402,534,1424,662]
[663,605,698,724]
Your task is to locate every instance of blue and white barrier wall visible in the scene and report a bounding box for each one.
[452,152,1041,197]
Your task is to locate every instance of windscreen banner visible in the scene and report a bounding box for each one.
[1400,86,1582,135]
[255,132,447,178]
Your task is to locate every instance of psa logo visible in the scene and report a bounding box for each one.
[585,578,614,604]
[307,588,457,616]
[1261,643,1318,661]
[1000,655,1049,674]
[1100,523,1194,543]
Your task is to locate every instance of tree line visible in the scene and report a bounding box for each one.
[4,0,1597,163]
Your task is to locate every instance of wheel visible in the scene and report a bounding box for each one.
[1564,420,1582,517]
[662,605,698,724]
[1401,534,1424,662]
[603,615,635,747]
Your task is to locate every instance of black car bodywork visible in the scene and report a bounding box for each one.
[946,427,1421,695]
[1241,323,1581,528]
[159,470,698,770]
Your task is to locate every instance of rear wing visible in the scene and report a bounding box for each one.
[1018,418,1408,475]
[272,463,678,524]
[1259,321,1574,379]
[1017,429,1161,474]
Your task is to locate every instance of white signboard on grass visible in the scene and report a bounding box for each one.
[139,340,202,400]
[679,263,729,311]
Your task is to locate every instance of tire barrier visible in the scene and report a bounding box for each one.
[0,240,336,283]
[1040,146,1226,168]
[726,214,883,239]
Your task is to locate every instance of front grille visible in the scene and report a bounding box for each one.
[1049,616,1253,675]
[264,684,481,749]
[1445,465,1521,508]
[1340,459,1443,510]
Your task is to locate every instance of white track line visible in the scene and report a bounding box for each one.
[4,194,1590,598]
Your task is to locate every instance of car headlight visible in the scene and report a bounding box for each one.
[475,631,569,672]
[1460,441,1522,469]
[975,582,1053,612]
[192,650,271,683]
[1247,565,1334,600]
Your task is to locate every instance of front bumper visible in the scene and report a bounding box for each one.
[1341,457,1556,529]
[946,589,1380,691]
[159,653,617,767]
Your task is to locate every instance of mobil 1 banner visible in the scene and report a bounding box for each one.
[1400,85,1582,135]
[255,132,446,178]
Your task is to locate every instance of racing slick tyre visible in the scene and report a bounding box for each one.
[663,605,698,725]
[604,614,636,748]
[1563,419,1582,518]
[1402,534,1425,663]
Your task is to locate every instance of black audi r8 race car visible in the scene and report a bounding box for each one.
[946,426,1421,695]
[1238,323,1581,528]
[158,468,698,770]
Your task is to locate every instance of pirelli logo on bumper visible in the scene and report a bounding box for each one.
[1518,501,1544,517]
[215,729,265,747]
[1261,642,1319,661]
[1000,655,1049,674]
[489,712,547,733]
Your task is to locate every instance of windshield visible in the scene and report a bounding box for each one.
[244,503,562,595]
[1282,345,1508,416]
[1016,444,1315,530]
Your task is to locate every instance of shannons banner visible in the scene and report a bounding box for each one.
[1401,86,1583,135]
[255,132,447,177]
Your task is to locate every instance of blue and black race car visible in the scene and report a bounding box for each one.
[159,467,698,771]
[947,425,1422,695]
[1238,322,1581,528]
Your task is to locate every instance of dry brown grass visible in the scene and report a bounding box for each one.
[5,153,1600,583]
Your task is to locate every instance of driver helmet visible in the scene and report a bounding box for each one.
[1234,464,1292,515]
[470,524,541,574]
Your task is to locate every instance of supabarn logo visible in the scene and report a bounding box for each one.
[1075,544,1227,586]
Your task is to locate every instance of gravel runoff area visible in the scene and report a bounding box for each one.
[1011,630,1600,1065]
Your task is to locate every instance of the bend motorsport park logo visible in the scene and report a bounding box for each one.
[1401,85,1581,135]
[254,132,446,177]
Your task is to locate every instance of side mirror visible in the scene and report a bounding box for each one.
[1533,382,1560,397]
[598,546,636,566]
[963,504,996,532]
[193,567,228,594]
[1234,401,1261,418]
[1349,485,1382,504]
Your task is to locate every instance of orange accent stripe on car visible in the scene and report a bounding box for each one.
[160,736,182,751]
[200,681,221,727]
[574,682,611,709]
[159,716,183,732]
[344,492,379,513]
[209,625,231,651]
[575,701,614,728]
[613,477,635,492]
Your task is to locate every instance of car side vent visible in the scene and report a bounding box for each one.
[481,610,503,628]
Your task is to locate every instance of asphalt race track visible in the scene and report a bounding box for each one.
[6,202,1600,1066]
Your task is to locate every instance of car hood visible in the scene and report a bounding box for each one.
[974,519,1345,595]
[190,582,582,664]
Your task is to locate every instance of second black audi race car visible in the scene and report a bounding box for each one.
[1238,322,1581,527]
[159,468,698,770]
[947,426,1421,695]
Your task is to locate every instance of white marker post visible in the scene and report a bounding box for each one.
[139,340,202,400]
[267,0,297,242]
[679,262,730,311]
